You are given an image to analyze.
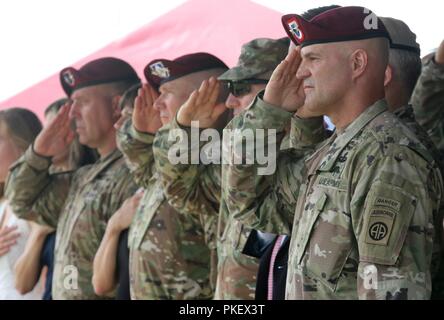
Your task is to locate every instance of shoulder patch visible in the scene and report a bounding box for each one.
[365,208,396,246]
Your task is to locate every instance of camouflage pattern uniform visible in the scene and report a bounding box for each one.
[116,119,216,300]
[411,54,444,159]
[227,98,443,299]
[152,38,294,299]
[410,54,444,298]
[287,100,442,299]
[153,117,260,299]
[225,93,329,236]
[5,147,137,299]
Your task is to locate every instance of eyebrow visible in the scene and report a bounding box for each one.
[159,84,173,94]
[302,51,321,59]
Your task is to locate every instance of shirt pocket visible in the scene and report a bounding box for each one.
[295,191,353,292]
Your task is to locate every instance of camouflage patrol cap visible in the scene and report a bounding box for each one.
[60,57,140,97]
[380,17,420,55]
[218,38,290,82]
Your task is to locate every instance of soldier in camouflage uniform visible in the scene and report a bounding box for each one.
[116,53,228,299]
[227,6,443,299]
[382,17,443,167]
[382,17,444,298]
[151,38,296,299]
[5,58,140,299]
[411,40,444,160]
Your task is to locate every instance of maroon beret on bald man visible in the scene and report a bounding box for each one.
[144,52,228,90]
[282,6,391,48]
[60,57,140,97]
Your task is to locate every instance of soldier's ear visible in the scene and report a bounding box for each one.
[350,49,368,81]
[384,65,393,87]
[111,95,122,121]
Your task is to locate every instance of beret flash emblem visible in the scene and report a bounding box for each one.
[62,70,76,87]
[149,62,170,78]
[288,18,304,40]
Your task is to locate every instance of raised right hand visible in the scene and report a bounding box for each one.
[132,84,161,134]
[33,102,75,157]
[176,77,227,128]
[263,47,305,112]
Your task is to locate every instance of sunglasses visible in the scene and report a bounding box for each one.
[225,79,269,97]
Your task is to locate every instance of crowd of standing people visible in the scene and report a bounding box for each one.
[0,5,443,300]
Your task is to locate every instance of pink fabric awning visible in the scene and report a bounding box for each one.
[0,0,286,119]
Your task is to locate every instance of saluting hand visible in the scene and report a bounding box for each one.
[33,102,75,157]
[263,47,305,113]
[177,77,227,128]
[132,84,161,134]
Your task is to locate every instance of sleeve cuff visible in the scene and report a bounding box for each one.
[172,115,193,132]
[424,55,444,78]
[129,124,155,144]
[290,116,326,148]
[247,91,294,130]
[25,144,52,171]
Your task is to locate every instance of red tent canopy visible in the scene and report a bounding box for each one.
[0,0,286,118]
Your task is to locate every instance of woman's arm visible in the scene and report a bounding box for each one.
[92,192,142,296]
[14,222,53,295]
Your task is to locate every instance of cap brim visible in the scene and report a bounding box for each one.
[218,66,253,81]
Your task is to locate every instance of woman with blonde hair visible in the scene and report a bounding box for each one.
[0,107,43,299]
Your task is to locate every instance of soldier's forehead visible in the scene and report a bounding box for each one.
[159,76,190,92]
[71,85,103,99]
[300,44,329,57]
[0,121,8,138]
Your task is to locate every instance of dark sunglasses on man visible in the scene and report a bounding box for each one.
[225,79,269,97]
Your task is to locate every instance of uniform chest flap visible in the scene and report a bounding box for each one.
[294,179,353,292]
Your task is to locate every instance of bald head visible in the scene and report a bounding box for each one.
[335,37,389,79]
[297,37,389,129]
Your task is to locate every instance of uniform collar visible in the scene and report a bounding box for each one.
[317,99,388,172]
[84,148,123,184]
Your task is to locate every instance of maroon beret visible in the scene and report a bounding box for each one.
[60,57,140,97]
[282,6,391,48]
[144,52,228,90]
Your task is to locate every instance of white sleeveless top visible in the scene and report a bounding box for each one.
[0,201,42,300]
